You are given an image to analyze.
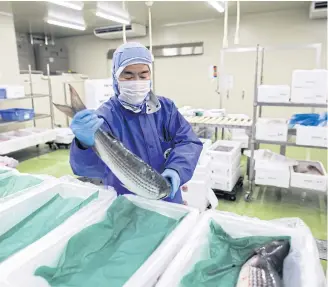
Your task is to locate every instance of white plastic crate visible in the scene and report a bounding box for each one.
[290,161,327,192]
[256,118,288,142]
[210,154,241,178]
[206,140,241,164]
[258,85,290,103]
[291,69,328,104]
[156,210,325,287]
[210,166,241,192]
[0,194,199,287]
[296,126,328,148]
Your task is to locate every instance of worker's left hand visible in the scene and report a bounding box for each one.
[162,169,181,199]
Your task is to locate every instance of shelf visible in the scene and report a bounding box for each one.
[0,114,51,128]
[256,102,328,108]
[254,139,327,149]
[0,94,50,102]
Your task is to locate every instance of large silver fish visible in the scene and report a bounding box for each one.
[54,84,171,200]
[236,239,290,287]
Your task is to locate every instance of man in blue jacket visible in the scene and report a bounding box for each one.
[69,42,202,204]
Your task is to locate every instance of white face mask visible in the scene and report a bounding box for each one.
[118,80,151,107]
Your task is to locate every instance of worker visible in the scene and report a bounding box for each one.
[69,42,203,204]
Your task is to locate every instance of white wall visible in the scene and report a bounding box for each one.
[58,8,327,117]
[0,4,20,85]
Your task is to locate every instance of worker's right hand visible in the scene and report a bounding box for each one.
[70,110,104,147]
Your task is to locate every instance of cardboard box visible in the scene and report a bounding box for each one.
[290,160,327,192]
[256,118,288,142]
[296,126,328,148]
[291,70,328,104]
[206,140,241,164]
[258,85,290,103]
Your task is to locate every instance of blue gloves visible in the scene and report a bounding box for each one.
[162,169,181,199]
[70,110,104,147]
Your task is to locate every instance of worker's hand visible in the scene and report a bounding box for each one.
[70,110,104,147]
[162,169,181,199]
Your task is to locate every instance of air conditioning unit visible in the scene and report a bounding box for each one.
[309,1,327,19]
[94,23,146,40]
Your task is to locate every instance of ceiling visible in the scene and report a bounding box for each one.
[6,1,310,38]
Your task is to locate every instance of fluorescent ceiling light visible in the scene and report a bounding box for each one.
[46,18,86,30]
[207,1,225,13]
[47,0,84,11]
[163,18,216,27]
[96,11,130,25]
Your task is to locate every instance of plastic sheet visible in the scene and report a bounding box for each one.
[289,112,328,127]
[0,174,43,198]
[0,192,98,262]
[180,221,289,287]
[35,196,183,287]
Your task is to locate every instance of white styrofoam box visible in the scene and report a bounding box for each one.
[181,181,210,211]
[0,171,48,203]
[256,118,288,142]
[210,153,241,178]
[84,78,114,109]
[203,109,225,117]
[255,165,290,188]
[0,85,25,99]
[53,128,74,144]
[296,126,328,148]
[206,140,241,164]
[210,166,241,191]
[198,138,212,165]
[291,69,328,104]
[290,161,328,192]
[156,211,325,287]
[0,129,56,155]
[0,194,199,287]
[258,85,290,103]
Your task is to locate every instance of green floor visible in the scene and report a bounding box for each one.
[17,145,327,273]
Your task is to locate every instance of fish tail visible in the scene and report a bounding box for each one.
[53,84,86,119]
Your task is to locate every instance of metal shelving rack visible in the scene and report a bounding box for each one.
[245,44,328,201]
[0,64,54,130]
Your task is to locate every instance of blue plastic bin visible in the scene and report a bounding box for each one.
[0,89,6,99]
[0,108,35,122]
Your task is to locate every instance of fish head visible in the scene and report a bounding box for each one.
[259,240,290,276]
[157,177,172,199]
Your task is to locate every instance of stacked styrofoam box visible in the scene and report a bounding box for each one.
[84,79,114,110]
[0,194,199,287]
[296,126,328,148]
[0,85,25,99]
[258,85,290,103]
[228,114,250,148]
[206,140,242,191]
[54,128,75,144]
[256,118,288,142]
[198,138,212,165]
[290,160,328,192]
[291,69,328,104]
